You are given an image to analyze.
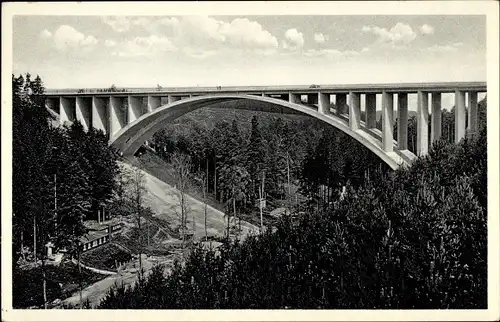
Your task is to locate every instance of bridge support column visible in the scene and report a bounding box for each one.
[168,95,181,104]
[76,97,92,131]
[261,92,270,97]
[467,91,478,136]
[431,93,442,143]
[336,94,347,115]
[318,92,330,114]
[147,96,161,112]
[397,93,408,150]
[45,97,59,114]
[455,90,466,143]
[382,91,394,152]
[128,96,143,124]
[307,94,318,105]
[348,92,360,130]
[109,96,126,136]
[92,96,109,135]
[417,91,429,156]
[60,97,75,125]
[365,93,376,129]
[289,93,301,104]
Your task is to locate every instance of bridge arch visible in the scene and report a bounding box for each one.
[110,94,415,170]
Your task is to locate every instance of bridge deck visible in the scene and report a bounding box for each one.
[45,82,487,96]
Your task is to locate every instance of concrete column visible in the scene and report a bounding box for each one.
[45,97,59,114]
[318,92,330,114]
[431,93,442,143]
[397,93,408,150]
[348,92,361,130]
[336,93,347,115]
[109,96,126,136]
[417,91,429,156]
[262,92,270,97]
[92,96,108,135]
[60,97,75,124]
[455,90,466,143]
[289,92,301,104]
[168,95,181,104]
[76,97,92,131]
[365,93,376,129]
[128,96,143,124]
[147,96,161,112]
[467,91,478,135]
[307,94,318,105]
[382,91,394,152]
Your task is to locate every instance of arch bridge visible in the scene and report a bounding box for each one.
[45,82,487,170]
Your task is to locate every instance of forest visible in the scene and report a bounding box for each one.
[12,74,120,307]
[100,124,487,309]
[12,72,488,309]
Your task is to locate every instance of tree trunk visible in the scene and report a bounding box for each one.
[206,158,209,194]
[233,188,237,237]
[213,154,217,201]
[33,216,37,266]
[78,248,83,308]
[42,262,47,309]
[21,231,25,260]
[203,182,208,242]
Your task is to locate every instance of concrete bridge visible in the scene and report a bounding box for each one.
[45,82,487,170]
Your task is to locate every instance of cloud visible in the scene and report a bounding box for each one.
[426,42,463,53]
[361,47,371,52]
[182,47,217,59]
[282,28,304,51]
[132,17,180,35]
[40,29,52,39]
[51,25,98,51]
[314,32,328,44]
[103,16,131,33]
[218,18,279,49]
[420,24,435,35]
[173,16,278,52]
[304,48,359,57]
[362,22,417,46]
[105,40,117,47]
[112,35,176,57]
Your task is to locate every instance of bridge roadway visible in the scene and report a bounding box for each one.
[44,82,487,170]
[45,82,486,96]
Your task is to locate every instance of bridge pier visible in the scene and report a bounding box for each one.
[318,92,330,114]
[92,96,109,135]
[128,96,143,123]
[76,97,92,131]
[365,94,376,129]
[168,95,181,104]
[336,93,347,115]
[431,93,442,143]
[397,93,408,150]
[382,91,394,152]
[417,91,429,156]
[110,96,127,136]
[467,91,478,136]
[349,92,360,130]
[307,94,318,105]
[454,90,466,143]
[289,92,301,104]
[148,96,161,112]
[45,97,59,114]
[60,97,76,125]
